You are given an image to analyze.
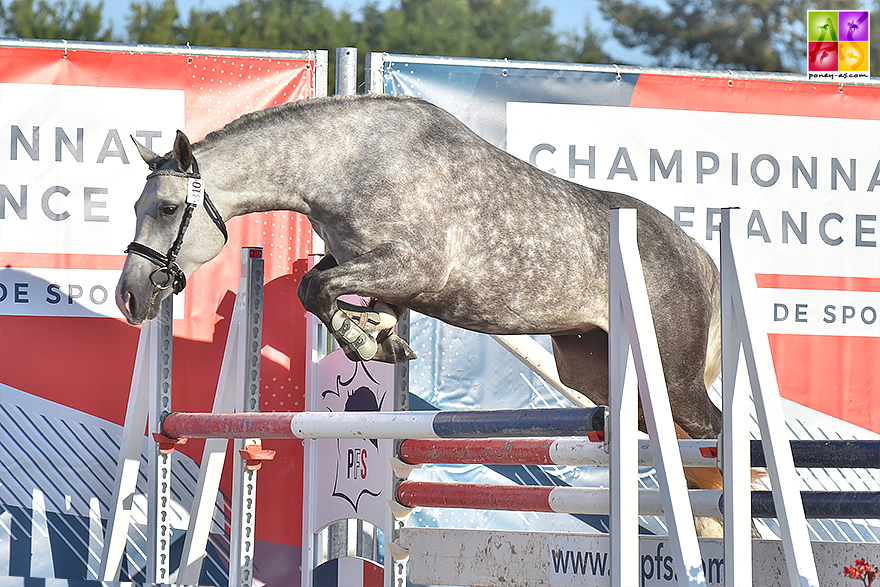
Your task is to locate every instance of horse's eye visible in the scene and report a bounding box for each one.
[160,205,179,216]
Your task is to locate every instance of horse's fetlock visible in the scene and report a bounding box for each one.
[337,299,398,333]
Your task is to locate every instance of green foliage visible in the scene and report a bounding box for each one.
[123,0,609,84]
[6,0,873,77]
[183,0,359,51]
[1,0,608,67]
[360,0,561,62]
[127,0,181,44]
[0,0,112,40]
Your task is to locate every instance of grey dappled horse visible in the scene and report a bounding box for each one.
[116,94,722,441]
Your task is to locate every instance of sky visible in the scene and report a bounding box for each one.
[102,0,606,47]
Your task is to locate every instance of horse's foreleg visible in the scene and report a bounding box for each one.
[337,299,401,334]
[298,254,379,359]
[297,245,438,363]
[334,299,413,362]
[297,254,378,360]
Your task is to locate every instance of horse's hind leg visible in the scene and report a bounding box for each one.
[553,329,722,440]
[551,330,611,408]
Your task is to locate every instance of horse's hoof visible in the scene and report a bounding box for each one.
[373,331,417,363]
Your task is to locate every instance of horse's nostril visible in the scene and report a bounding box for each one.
[123,291,135,318]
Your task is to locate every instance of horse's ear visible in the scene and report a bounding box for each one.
[131,136,160,166]
[173,130,194,172]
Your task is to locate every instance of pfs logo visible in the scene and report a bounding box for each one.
[321,361,387,512]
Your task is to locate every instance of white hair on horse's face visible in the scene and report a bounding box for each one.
[116,132,227,324]
[116,94,722,442]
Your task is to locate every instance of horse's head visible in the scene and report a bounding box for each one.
[116,130,228,324]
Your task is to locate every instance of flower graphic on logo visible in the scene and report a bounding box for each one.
[844,559,877,586]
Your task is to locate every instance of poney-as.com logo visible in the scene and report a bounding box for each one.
[808,10,870,80]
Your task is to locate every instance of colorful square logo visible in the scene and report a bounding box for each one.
[808,10,870,80]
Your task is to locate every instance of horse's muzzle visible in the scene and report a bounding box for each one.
[117,290,139,325]
[116,286,163,325]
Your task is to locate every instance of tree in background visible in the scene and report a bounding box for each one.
[126,0,181,44]
[0,0,111,40]
[360,0,562,61]
[123,0,608,83]
[597,0,878,76]
[0,0,876,77]
[0,0,607,66]
[129,0,360,50]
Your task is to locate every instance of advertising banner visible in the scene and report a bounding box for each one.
[0,41,321,580]
[382,57,880,434]
[401,527,880,587]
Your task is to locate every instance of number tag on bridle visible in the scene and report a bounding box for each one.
[187,177,204,206]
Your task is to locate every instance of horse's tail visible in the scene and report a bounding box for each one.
[694,240,722,391]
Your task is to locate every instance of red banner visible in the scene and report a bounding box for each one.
[0,44,316,556]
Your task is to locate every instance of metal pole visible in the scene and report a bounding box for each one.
[230,248,264,587]
[336,47,357,95]
[608,209,639,587]
[721,208,754,587]
[314,50,329,98]
[722,209,820,587]
[365,52,386,94]
[390,310,410,587]
[147,297,174,583]
[610,208,706,587]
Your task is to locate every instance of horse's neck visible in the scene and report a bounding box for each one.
[195,126,320,221]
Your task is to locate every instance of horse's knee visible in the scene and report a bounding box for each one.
[297,255,341,317]
[296,271,327,317]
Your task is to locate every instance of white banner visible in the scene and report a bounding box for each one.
[0,83,184,256]
[507,102,880,338]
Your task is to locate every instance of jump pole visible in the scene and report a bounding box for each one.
[394,481,880,519]
[161,407,607,440]
[397,437,880,469]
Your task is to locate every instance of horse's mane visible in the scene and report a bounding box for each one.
[196,93,412,148]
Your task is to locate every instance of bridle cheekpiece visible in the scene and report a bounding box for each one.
[125,155,228,295]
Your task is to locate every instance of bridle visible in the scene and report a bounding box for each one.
[125,156,228,296]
